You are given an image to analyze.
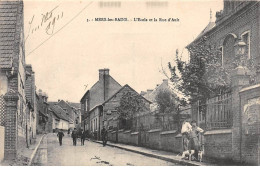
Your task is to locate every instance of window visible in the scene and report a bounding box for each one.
[241,31,250,59]
[223,34,236,70]
[85,99,88,111]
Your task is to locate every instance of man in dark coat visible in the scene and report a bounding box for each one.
[71,128,77,146]
[57,129,65,146]
[101,126,107,147]
[81,130,86,146]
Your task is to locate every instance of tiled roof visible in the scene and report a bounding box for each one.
[186,21,215,48]
[102,84,152,105]
[67,102,81,109]
[0,0,22,69]
[195,22,215,40]
[49,104,69,122]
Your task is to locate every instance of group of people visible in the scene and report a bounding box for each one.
[180,120,204,161]
[57,121,203,161]
[56,126,108,147]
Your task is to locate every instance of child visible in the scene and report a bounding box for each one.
[189,120,204,161]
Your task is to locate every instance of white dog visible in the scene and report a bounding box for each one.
[181,150,195,161]
[198,145,204,162]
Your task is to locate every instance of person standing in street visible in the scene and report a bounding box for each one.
[189,120,204,161]
[57,129,65,146]
[81,130,86,146]
[101,126,107,147]
[180,119,192,159]
[72,128,77,146]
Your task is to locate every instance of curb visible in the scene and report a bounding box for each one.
[28,134,46,166]
[92,140,203,166]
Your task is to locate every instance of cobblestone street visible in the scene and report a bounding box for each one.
[33,133,179,166]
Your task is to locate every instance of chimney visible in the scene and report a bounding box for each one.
[163,79,168,83]
[99,68,110,80]
[146,89,153,95]
[38,89,42,96]
[25,64,32,72]
[140,91,147,96]
[99,68,110,101]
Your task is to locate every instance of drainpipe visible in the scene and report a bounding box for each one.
[239,93,242,163]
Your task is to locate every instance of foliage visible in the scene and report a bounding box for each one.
[116,91,147,129]
[168,36,231,103]
[155,89,178,115]
[155,89,180,130]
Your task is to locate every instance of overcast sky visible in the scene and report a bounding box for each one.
[24,0,223,103]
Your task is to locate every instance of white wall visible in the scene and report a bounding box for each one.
[57,119,69,130]
[0,126,5,162]
[0,73,8,95]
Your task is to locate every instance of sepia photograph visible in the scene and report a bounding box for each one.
[0,0,259,166]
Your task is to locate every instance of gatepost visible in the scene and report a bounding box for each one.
[3,90,19,160]
[230,66,250,163]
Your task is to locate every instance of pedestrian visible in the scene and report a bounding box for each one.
[71,128,77,146]
[81,130,86,146]
[189,120,204,161]
[180,119,192,159]
[57,129,64,146]
[101,126,107,147]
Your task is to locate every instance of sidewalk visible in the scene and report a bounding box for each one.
[92,140,211,166]
[0,134,45,166]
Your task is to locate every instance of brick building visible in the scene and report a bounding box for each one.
[186,0,260,165]
[0,0,35,160]
[36,89,49,134]
[80,69,122,134]
[88,84,151,141]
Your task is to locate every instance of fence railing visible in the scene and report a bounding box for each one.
[206,93,232,130]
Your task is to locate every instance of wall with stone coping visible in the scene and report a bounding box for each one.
[147,129,161,149]
[204,129,233,160]
[173,134,183,154]
[160,130,177,152]
[130,132,139,146]
[239,84,260,165]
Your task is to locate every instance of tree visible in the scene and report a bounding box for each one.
[168,36,231,103]
[116,91,147,130]
[155,89,178,130]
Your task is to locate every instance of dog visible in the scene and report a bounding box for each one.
[197,145,204,162]
[180,150,195,161]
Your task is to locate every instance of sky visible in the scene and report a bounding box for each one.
[23,0,223,103]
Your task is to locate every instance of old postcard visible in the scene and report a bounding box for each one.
[0,0,259,166]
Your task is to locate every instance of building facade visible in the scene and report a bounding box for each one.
[186,0,260,165]
[0,0,37,160]
[80,69,122,133]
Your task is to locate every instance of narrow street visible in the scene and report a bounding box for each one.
[32,133,179,166]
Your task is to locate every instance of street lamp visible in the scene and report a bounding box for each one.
[234,38,247,66]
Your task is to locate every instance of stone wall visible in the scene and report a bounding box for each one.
[147,129,161,149]
[204,129,233,160]
[160,130,177,152]
[239,84,260,165]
